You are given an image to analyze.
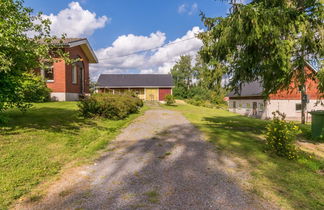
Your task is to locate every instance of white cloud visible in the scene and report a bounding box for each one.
[43,2,109,37]
[178,4,187,14]
[178,3,198,15]
[90,27,203,80]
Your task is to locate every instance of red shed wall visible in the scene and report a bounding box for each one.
[270,66,321,100]
[159,88,172,101]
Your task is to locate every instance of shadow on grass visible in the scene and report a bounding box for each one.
[200,115,269,163]
[1,107,107,135]
[200,114,324,209]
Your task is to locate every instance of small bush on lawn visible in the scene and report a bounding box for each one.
[78,93,143,120]
[21,73,51,102]
[165,94,175,105]
[265,111,301,159]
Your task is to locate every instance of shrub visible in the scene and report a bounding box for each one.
[172,86,188,99]
[20,73,51,102]
[186,98,228,109]
[78,93,143,120]
[165,94,175,105]
[265,111,301,159]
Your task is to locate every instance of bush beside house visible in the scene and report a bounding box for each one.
[21,73,51,103]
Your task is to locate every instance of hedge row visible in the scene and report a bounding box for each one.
[78,93,143,120]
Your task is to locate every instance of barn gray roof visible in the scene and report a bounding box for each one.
[96,74,174,88]
[228,80,263,97]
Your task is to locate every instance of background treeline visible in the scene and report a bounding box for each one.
[170,55,227,108]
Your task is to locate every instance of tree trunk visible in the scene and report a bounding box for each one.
[301,86,306,124]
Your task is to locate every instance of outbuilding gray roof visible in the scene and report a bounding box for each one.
[96,74,174,88]
[228,80,263,97]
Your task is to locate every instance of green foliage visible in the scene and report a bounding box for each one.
[170,55,228,107]
[184,86,227,108]
[265,112,301,159]
[78,93,143,120]
[199,0,323,95]
[164,94,175,105]
[172,86,188,99]
[0,0,69,121]
[20,73,51,102]
[171,55,194,94]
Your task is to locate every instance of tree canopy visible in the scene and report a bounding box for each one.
[198,0,323,96]
[0,0,66,121]
[170,55,227,106]
[170,55,195,98]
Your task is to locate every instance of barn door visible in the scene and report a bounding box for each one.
[145,89,158,101]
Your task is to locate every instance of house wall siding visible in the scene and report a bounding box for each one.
[46,58,66,92]
[229,98,324,121]
[269,66,321,100]
[65,46,90,94]
[228,99,267,119]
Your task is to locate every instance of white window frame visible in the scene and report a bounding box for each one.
[41,62,54,83]
[72,65,77,84]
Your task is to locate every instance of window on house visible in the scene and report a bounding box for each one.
[239,104,242,109]
[296,103,302,111]
[233,101,236,108]
[72,65,77,84]
[259,103,264,111]
[41,62,54,82]
[246,103,251,109]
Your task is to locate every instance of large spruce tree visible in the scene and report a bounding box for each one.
[198,0,323,123]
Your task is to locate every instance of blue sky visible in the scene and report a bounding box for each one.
[25,0,230,79]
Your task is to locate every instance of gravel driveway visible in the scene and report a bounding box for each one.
[15,108,272,210]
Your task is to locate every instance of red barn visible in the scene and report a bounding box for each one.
[96,74,174,101]
[228,63,323,121]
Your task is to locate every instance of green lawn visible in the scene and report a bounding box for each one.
[0,102,147,209]
[163,103,324,210]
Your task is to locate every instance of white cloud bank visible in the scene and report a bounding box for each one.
[43,2,109,37]
[91,26,203,80]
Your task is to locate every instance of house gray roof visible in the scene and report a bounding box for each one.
[96,74,174,88]
[38,38,98,63]
[228,80,263,97]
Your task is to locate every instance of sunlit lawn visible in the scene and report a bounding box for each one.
[0,102,147,209]
[163,103,324,209]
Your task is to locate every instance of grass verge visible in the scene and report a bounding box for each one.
[0,102,148,209]
[163,103,324,209]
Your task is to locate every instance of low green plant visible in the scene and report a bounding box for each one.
[164,94,175,105]
[20,73,51,103]
[78,93,143,120]
[265,111,301,159]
